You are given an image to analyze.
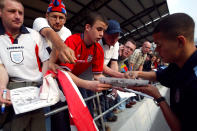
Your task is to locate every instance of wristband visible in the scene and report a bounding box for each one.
[154,97,165,106]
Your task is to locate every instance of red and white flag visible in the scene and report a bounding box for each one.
[57,70,98,131]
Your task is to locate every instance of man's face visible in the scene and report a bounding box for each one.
[153,32,180,63]
[86,20,108,43]
[104,33,119,46]
[46,12,66,32]
[122,41,136,58]
[142,42,151,54]
[0,0,24,32]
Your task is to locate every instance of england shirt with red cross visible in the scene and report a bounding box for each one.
[60,33,104,76]
[0,20,50,82]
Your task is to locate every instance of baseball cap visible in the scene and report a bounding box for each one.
[105,20,122,34]
[47,0,67,15]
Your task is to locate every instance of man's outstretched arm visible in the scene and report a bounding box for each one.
[67,72,111,92]
[40,28,76,63]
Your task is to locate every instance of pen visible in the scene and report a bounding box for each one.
[1,89,7,113]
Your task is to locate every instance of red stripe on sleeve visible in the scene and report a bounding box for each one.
[35,44,42,72]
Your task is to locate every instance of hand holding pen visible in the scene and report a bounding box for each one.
[1,89,7,113]
[0,88,11,113]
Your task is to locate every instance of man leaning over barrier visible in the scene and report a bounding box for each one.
[33,0,76,64]
[0,0,50,130]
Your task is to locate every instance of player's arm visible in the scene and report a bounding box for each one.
[159,99,181,131]
[129,85,181,131]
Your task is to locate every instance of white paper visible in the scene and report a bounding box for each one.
[10,74,65,114]
[123,88,154,99]
[10,86,52,114]
[117,90,136,98]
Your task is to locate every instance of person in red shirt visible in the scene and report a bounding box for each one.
[60,32,105,76]
[49,12,110,92]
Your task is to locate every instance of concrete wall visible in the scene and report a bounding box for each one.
[109,86,170,131]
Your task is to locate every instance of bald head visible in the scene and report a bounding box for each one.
[142,41,151,54]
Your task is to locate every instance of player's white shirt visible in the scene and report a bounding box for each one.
[0,27,50,82]
[33,17,72,48]
[99,39,119,65]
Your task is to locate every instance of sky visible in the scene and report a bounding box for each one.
[167,0,197,41]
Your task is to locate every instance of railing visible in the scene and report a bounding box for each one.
[44,91,132,131]
[45,92,103,117]
[44,83,165,131]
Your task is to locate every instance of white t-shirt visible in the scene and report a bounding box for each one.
[0,27,50,82]
[99,39,119,65]
[33,17,72,48]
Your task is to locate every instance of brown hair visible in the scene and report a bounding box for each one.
[84,11,108,27]
[125,39,137,46]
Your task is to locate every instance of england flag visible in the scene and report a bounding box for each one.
[57,70,98,131]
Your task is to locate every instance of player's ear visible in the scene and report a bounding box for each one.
[177,35,186,48]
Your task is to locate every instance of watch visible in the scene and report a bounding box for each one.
[154,97,165,106]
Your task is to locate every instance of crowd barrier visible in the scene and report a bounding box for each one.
[45,84,170,131]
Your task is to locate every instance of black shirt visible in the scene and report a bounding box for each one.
[156,50,197,131]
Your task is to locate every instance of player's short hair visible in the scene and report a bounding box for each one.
[153,13,195,42]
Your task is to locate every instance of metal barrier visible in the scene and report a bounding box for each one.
[45,92,103,117]
[94,97,129,121]
[44,91,132,131]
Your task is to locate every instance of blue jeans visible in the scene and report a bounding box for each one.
[116,95,126,111]
[99,91,115,121]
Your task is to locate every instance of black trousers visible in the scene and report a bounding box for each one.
[50,101,71,131]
